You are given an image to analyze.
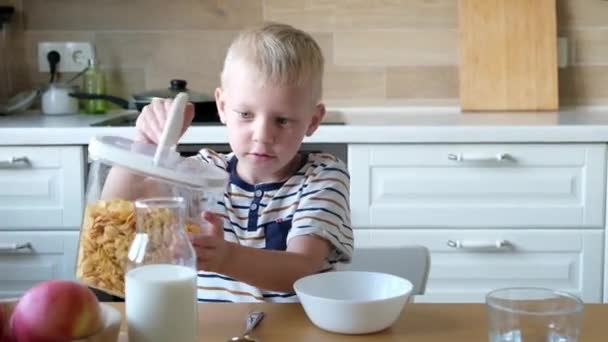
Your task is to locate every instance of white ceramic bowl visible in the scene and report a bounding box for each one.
[293,271,413,334]
[0,298,122,342]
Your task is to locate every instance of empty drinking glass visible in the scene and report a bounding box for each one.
[486,287,583,342]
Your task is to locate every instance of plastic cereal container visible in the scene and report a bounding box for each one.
[75,93,227,297]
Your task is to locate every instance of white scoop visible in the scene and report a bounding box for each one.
[153,92,189,165]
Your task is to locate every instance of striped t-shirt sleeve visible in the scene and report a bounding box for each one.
[288,155,354,263]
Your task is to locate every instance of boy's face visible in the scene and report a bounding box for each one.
[215,64,325,184]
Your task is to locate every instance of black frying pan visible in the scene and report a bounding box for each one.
[70,79,219,123]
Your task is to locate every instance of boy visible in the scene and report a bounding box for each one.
[109,23,353,302]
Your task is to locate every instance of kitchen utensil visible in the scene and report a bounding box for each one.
[0,90,38,115]
[69,79,218,122]
[136,79,218,122]
[458,0,558,111]
[153,92,188,165]
[133,79,211,106]
[486,287,583,342]
[77,94,228,297]
[41,83,79,115]
[228,311,265,342]
[293,271,413,334]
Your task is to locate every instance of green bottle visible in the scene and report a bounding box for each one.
[82,57,107,114]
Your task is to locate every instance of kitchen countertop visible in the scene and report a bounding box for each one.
[3,106,608,145]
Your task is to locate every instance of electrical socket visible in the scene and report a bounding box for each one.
[37,42,94,73]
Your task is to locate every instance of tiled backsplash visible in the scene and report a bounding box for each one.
[1,0,608,107]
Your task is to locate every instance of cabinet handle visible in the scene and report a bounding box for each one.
[447,239,510,249]
[447,153,509,162]
[0,156,31,168]
[0,242,32,251]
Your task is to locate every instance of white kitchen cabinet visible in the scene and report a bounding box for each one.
[354,229,604,303]
[0,231,79,298]
[349,144,606,228]
[0,146,85,229]
[0,146,85,297]
[348,143,607,303]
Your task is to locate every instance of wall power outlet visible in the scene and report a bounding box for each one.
[38,42,94,73]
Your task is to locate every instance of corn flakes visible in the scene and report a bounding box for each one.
[76,199,200,297]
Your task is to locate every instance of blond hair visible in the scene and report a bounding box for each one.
[221,23,324,104]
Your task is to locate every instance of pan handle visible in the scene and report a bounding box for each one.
[69,92,130,109]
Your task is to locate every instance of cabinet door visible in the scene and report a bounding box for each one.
[353,229,603,303]
[0,231,79,298]
[349,144,606,228]
[0,146,84,228]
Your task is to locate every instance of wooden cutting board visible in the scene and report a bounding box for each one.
[458,0,558,111]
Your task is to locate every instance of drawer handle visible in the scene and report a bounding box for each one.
[447,239,510,249]
[0,156,31,168]
[0,242,32,251]
[447,153,509,162]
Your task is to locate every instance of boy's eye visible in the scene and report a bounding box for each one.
[235,111,252,119]
[276,117,289,125]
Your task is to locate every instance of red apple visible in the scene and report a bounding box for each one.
[10,280,103,342]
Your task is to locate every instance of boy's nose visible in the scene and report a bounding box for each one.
[252,118,275,143]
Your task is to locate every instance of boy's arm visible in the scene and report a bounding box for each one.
[100,166,146,200]
[220,235,331,293]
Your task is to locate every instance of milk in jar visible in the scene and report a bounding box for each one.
[125,197,199,342]
[126,264,198,342]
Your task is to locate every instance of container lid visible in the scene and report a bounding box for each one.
[89,91,227,192]
[133,79,213,103]
[88,135,228,192]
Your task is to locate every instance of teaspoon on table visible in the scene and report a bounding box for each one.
[228,311,265,342]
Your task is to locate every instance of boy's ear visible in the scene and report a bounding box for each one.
[305,103,326,137]
[215,87,227,124]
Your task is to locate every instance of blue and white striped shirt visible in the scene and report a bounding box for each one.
[194,149,353,302]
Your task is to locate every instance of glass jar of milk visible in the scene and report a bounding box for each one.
[125,197,198,342]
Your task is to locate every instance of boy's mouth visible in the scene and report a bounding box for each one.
[248,152,274,160]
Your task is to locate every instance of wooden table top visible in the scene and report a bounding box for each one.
[111,302,607,341]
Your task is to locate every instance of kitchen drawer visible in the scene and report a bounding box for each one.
[0,231,79,298]
[354,229,603,303]
[349,144,606,228]
[0,146,84,228]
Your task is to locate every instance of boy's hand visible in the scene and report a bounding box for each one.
[134,98,195,144]
[189,211,229,273]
